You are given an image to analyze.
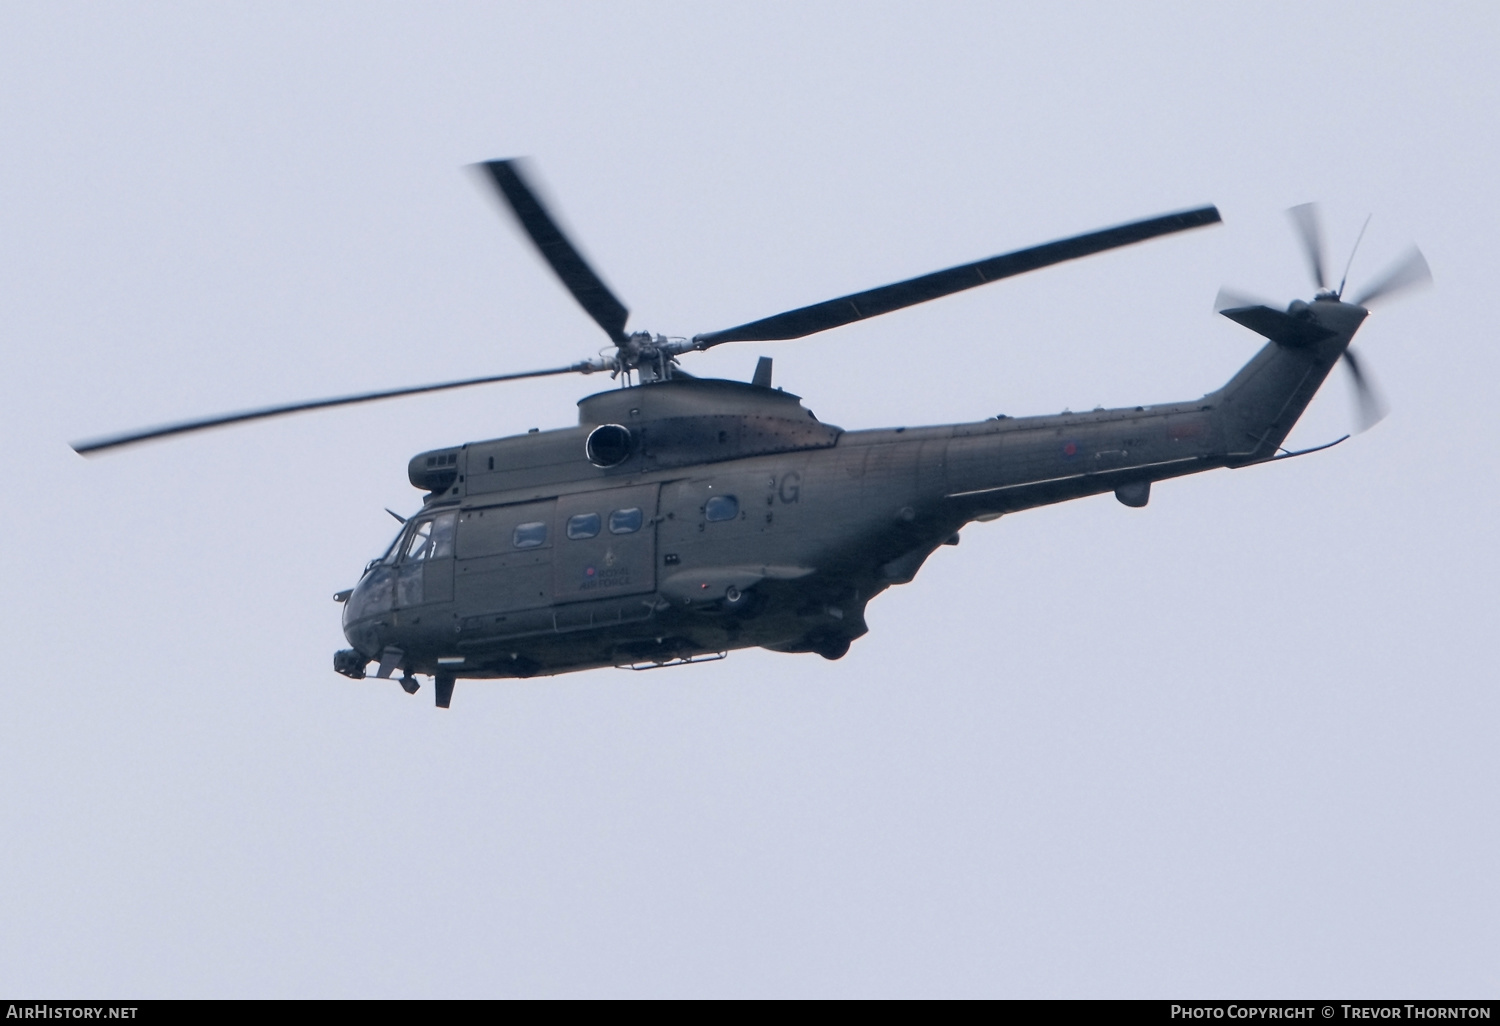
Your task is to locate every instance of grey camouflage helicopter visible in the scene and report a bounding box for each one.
[74,162,1431,708]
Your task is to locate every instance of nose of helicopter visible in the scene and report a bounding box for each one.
[333,563,396,670]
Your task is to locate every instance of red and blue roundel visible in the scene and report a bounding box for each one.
[1062,440,1080,458]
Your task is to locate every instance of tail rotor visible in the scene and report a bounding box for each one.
[1339,345,1389,433]
[1288,202,1330,293]
[1216,204,1430,434]
[1351,246,1432,307]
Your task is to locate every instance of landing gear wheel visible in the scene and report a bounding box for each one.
[721,585,759,617]
[813,635,851,660]
[399,674,420,695]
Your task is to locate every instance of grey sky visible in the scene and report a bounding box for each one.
[1,1,1496,997]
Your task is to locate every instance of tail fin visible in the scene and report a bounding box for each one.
[1220,303,1337,348]
[1212,299,1368,465]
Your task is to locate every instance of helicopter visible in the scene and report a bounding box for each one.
[73,161,1431,708]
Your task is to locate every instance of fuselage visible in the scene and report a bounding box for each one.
[338,299,1367,682]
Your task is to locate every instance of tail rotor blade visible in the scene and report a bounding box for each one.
[1214,286,1275,313]
[477,160,630,345]
[1340,347,1389,433]
[1288,203,1328,290]
[1351,246,1432,307]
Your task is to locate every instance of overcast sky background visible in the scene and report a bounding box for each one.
[1,2,1496,998]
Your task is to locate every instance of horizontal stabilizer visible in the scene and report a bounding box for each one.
[1220,305,1336,347]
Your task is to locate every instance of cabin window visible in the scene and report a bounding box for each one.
[705,495,739,522]
[513,521,548,549]
[609,507,643,534]
[567,513,601,540]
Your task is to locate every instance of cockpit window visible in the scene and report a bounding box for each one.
[705,495,739,522]
[609,507,643,534]
[567,513,601,540]
[404,520,434,561]
[429,513,455,558]
[401,513,456,562]
[513,521,548,549]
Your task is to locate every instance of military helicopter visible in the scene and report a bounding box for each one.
[74,161,1431,708]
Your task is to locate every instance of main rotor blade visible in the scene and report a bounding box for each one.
[1351,246,1432,307]
[477,160,630,345]
[72,362,600,455]
[692,205,1222,347]
[1288,203,1327,290]
[1340,347,1388,433]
